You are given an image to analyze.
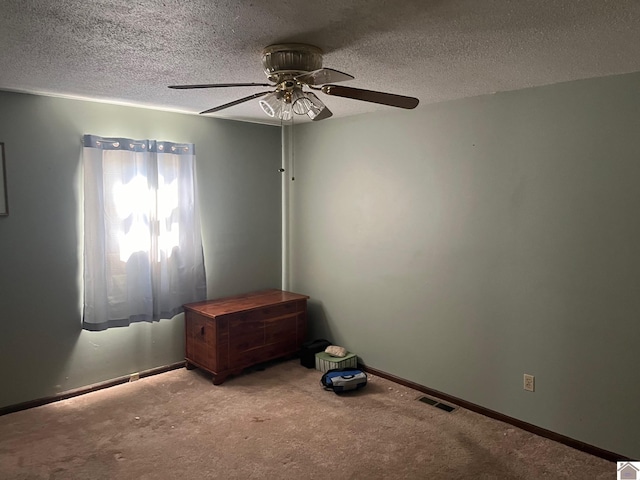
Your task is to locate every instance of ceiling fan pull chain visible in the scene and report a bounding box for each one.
[291,115,295,182]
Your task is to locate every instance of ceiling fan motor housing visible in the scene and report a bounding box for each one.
[262,44,323,82]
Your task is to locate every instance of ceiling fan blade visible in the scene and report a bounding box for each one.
[311,106,333,121]
[295,68,354,86]
[199,91,272,114]
[321,85,419,109]
[169,82,272,89]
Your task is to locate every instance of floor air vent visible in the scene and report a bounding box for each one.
[418,396,456,412]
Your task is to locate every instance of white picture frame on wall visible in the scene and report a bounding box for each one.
[0,142,8,216]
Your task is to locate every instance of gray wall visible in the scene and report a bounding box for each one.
[0,91,282,408]
[289,72,640,458]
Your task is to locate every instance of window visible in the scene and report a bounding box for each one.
[82,135,206,331]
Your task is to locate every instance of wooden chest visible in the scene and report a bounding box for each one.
[183,289,309,384]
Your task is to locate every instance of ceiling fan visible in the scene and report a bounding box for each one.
[169,43,419,121]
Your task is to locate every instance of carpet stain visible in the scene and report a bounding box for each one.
[251,416,270,423]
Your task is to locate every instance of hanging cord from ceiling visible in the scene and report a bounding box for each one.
[280,113,294,181]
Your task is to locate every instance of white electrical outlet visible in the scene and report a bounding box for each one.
[523,374,535,392]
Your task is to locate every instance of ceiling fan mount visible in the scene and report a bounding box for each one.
[169,43,419,121]
[261,43,324,83]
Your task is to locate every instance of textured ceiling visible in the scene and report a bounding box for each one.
[1,0,639,125]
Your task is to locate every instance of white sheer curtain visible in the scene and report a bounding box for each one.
[83,135,206,331]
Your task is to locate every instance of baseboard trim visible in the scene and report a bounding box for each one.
[360,364,629,463]
[0,361,186,417]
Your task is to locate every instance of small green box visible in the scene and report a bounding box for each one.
[315,352,358,373]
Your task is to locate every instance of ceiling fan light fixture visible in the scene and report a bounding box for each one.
[280,101,292,121]
[292,88,312,115]
[258,92,281,117]
[305,92,327,120]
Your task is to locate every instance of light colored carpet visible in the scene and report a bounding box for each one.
[0,359,612,479]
